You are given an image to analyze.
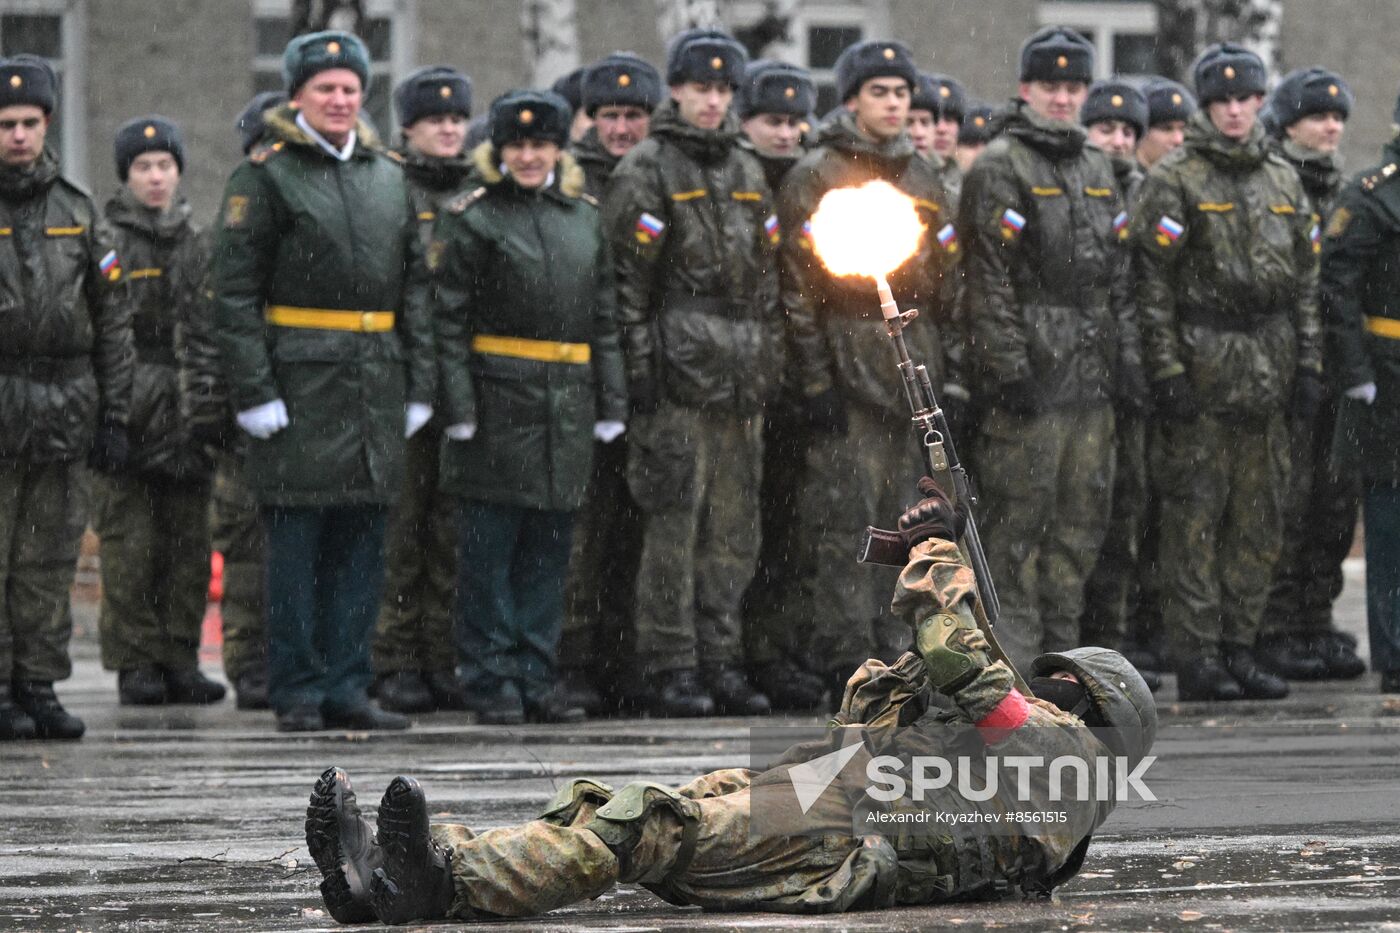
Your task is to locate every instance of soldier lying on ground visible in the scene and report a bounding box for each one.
[303,478,1157,925]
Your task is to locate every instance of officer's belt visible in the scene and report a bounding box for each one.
[1366,315,1400,340]
[1177,307,1280,331]
[265,305,395,332]
[471,334,591,364]
[0,355,91,380]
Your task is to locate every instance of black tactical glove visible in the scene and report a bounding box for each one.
[88,416,130,473]
[803,387,848,435]
[1115,361,1151,418]
[996,376,1041,417]
[628,371,660,417]
[1290,370,1326,423]
[897,476,968,550]
[1151,373,1200,421]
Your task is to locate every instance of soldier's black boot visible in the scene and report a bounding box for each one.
[1175,658,1245,702]
[14,682,84,739]
[1222,646,1289,700]
[703,665,772,715]
[750,662,826,711]
[1311,631,1366,680]
[524,683,587,724]
[423,669,472,711]
[376,672,434,714]
[306,766,382,924]
[234,667,270,711]
[558,668,604,716]
[0,683,37,741]
[1256,635,1328,680]
[118,666,167,705]
[163,666,227,704]
[369,776,454,925]
[649,669,715,718]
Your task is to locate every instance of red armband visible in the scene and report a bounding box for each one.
[974,688,1029,745]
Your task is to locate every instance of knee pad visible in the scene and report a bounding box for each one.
[583,782,700,883]
[539,778,615,827]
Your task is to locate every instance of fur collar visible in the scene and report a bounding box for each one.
[469,141,585,198]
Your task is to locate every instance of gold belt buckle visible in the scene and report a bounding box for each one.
[361,311,375,331]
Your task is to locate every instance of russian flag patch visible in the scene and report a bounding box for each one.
[98,249,122,282]
[1310,222,1322,253]
[800,219,814,250]
[1155,215,1183,246]
[764,214,780,244]
[634,211,665,243]
[936,223,958,253]
[1113,211,1129,238]
[999,207,1026,239]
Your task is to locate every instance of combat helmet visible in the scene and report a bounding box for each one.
[1032,647,1157,767]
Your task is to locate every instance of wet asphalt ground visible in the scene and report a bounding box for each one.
[2,561,1399,932]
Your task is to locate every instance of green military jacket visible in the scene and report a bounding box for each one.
[433,146,627,512]
[392,145,474,246]
[0,149,133,463]
[211,105,434,507]
[1320,138,1400,484]
[1132,112,1321,418]
[105,188,212,482]
[603,101,780,414]
[1275,138,1343,221]
[779,112,957,413]
[960,101,1136,410]
[571,126,621,200]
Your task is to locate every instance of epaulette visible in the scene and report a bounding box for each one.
[446,186,487,214]
[1361,162,1398,192]
[248,140,284,165]
[579,192,599,207]
[385,149,405,164]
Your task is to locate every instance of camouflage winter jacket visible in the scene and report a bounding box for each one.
[1132,112,1321,417]
[571,126,621,200]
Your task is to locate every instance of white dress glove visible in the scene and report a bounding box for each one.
[1345,382,1378,405]
[405,402,434,438]
[444,422,477,441]
[235,399,289,440]
[594,420,626,443]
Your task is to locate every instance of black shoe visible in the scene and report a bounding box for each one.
[376,672,435,714]
[1256,636,1329,680]
[0,683,37,741]
[558,668,604,716]
[118,666,167,706]
[751,663,826,712]
[306,767,382,924]
[1223,646,1289,700]
[14,682,84,739]
[1311,632,1367,680]
[163,667,227,704]
[323,702,410,731]
[465,679,526,725]
[1175,658,1245,702]
[648,669,715,718]
[423,670,472,712]
[234,668,270,710]
[277,704,325,732]
[704,666,771,715]
[1382,671,1400,694]
[524,684,586,724]
[369,776,455,925]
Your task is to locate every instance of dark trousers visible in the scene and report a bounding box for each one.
[1365,484,1400,674]
[456,500,573,705]
[262,504,386,713]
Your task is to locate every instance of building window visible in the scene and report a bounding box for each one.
[251,0,409,138]
[1039,1,1159,78]
[0,0,85,183]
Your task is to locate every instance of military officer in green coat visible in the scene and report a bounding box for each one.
[211,31,434,732]
[434,90,627,725]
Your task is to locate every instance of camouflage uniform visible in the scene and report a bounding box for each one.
[1131,111,1320,665]
[960,101,1137,671]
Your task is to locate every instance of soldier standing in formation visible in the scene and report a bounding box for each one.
[1132,44,1320,701]
[781,40,958,699]
[0,55,131,741]
[604,28,777,716]
[1257,67,1367,682]
[370,66,475,715]
[909,73,968,198]
[960,27,1138,671]
[955,104,996,174]
[95,116,224,706]
[212,31,434,732]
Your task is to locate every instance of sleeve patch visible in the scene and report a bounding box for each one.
[635,211,665,243]
[1154,214,1184,246]
[999,207,1026,240]
[98,249,122,282]
[223,195,249,228]
[936,222,958,253]
[426,239,445,272]
[1325,207,1352,239]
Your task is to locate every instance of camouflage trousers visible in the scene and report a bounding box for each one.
[92,473,210,671]
[1151,413,1288,664]
[799,404,922,673]
[210,454,265,682]
[628,403,762,672]
[1080,414,1148,650]
[373,420,460,675]
[0,460,85,683]
[1261,395,1360,641]
[974,405,1115,671]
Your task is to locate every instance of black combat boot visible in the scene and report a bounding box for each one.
[234,667,270,710]
[703,666,772,715]
[1175,658,1245,702]
[370,776,455,925]
[306,766,382,924]
[1382,671,1400,694]
[422,669,472,711]
[1256,635,1328,680]
[558,668,604,716]
[14,682,84,739]
[649,669,715,718]
[0,682,37,741]
[750,662,826,711]
[376,672,434,714]
[524,683,586,724]
[322,701,410,731]
[118,666,167,705]
[1311,631,1366,680]
[465,679,526,725]
[1222,645,1289,700]
[278,705,325,732]
[163,667,227,704]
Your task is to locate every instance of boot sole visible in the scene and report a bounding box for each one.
[371,776,449,925]
[305,767,376,924]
